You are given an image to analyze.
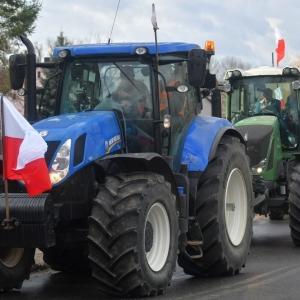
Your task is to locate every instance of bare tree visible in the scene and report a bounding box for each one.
[210,56,252,82]
[290,56,300,68]
[34,42,44,63]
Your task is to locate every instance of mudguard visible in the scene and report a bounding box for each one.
[181,115,233,171]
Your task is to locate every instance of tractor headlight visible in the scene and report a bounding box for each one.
[292,80,300,90]
[251,159,266,174]
[49,139,71,184]
[223,83,231,92]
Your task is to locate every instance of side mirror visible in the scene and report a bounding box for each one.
[71,64,90,81]
[188,49,207,86]
[9,54,26,90]
[211,89,222,118]
[202,72,216,89]
[71,64,84,81]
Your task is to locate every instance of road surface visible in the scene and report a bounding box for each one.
[2,215,300,300]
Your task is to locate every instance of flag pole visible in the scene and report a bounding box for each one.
[0,94,13,230]
[151,4,159,72]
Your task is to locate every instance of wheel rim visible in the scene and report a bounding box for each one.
[0,248,24,268]
[225,168,248,246]
[145,202,170,272]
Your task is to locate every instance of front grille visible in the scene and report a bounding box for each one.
[235,125,274,167]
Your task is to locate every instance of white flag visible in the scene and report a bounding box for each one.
[151,4,159,30]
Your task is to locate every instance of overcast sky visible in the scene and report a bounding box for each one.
[28,0,300,69]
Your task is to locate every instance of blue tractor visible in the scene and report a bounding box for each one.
[0,36,253,296]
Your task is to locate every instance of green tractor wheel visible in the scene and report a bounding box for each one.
[288,162,300,246]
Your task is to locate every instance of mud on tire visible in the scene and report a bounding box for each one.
[88,172,178,297]
[178,135,253,276]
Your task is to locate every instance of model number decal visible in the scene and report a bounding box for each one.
[109,135,121,146]
[105,135,121,153]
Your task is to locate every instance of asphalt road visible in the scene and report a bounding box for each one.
[2,215,300,300]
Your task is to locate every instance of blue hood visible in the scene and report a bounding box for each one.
[33,111,122,183]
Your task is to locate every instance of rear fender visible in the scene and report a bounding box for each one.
[181,116,245,171]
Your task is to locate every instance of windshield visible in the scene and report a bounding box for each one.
[60,60,152,116]
[40,57,198,157]
[228,76,299,148]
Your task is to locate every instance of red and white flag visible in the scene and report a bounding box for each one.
[1,95,52,197]
[275,28,285,67]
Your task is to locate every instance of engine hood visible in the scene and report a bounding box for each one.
[33,111,120,142]
[234,115,278,128]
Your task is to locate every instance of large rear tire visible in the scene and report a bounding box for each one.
[288,161,300,246]
[178,135,253,276]
[88,172,178,297]
[0,247,35,292]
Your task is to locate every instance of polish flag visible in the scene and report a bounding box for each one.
[275,28,285,67]
[1,95,52,197]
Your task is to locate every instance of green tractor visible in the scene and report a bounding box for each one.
[223,66,300,245]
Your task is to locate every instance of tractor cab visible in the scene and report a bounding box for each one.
[224,66,300,151]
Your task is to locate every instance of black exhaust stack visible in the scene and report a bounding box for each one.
[20,35,37,123]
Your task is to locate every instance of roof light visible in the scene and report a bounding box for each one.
[135,47,148,55]
[204,41,215,54]
[232,70,242,77]
[282,67,291,75]
[291,68,300,75]
[57,49,69,58]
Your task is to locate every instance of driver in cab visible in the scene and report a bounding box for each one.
[255,88,281,114]
[111,66,150,119]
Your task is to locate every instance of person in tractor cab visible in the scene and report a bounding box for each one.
[255,88,281,114]
[111,66,151,119]
[254,88,293,147]
[159,64,186,117]
[282,83,299,145]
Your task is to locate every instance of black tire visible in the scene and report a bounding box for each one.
[268,208,285,220]
[0,247,35,292]
[42,245,91,274]
[288,162,300,246]
[88,172,178,297]
[178,135,253,276]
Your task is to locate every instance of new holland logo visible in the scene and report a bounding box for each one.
[40,130,48,137]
